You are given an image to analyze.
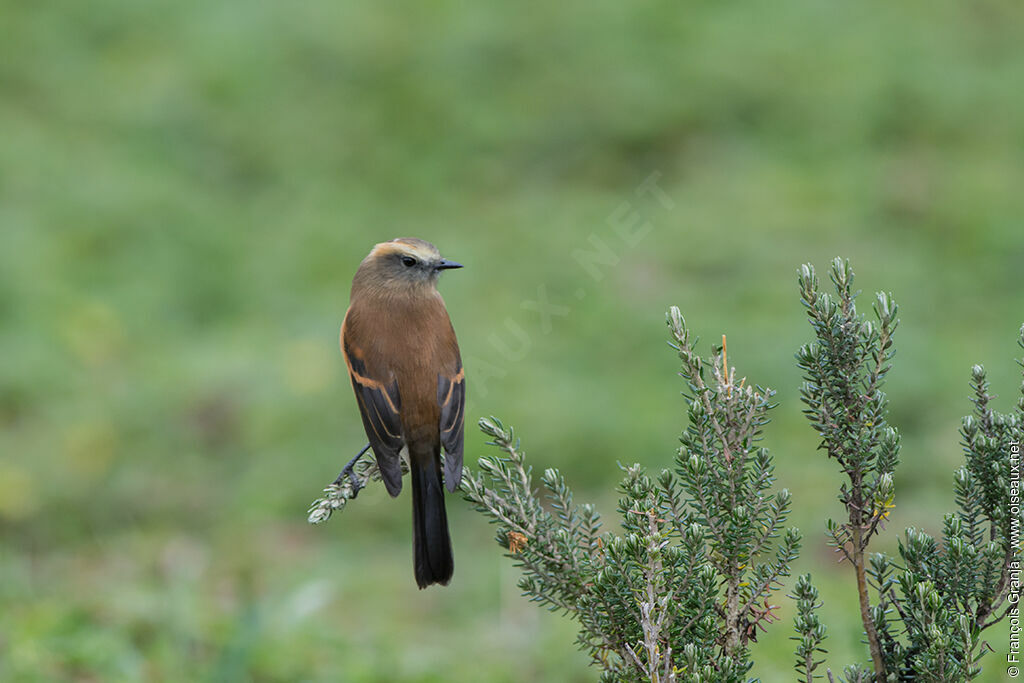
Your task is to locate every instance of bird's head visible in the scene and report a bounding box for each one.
[354,238,463,294]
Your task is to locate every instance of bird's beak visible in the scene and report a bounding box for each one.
[436,259,463,270]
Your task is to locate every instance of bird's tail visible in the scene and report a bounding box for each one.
[410,446,454,588]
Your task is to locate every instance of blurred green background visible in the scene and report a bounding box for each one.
[2,0,1022,680]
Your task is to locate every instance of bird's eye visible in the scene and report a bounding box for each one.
[401,256,416,267]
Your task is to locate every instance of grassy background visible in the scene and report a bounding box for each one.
[2,0,1023,680]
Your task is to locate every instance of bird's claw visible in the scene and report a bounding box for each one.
[346,467,363,498]
[332,461,364,498]
[332,443,371,499]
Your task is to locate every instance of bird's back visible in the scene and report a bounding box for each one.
[342,289,459,442]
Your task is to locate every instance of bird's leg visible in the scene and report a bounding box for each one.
[333,443,372,497]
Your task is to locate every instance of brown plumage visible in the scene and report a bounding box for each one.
[340,238,465,588]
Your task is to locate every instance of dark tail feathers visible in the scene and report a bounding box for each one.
[411,451,453,588]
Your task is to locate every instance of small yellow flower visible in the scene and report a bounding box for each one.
[508,531,528,554]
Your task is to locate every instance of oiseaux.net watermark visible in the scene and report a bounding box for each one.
[466,170,674,399]
[1010,439,1021,677]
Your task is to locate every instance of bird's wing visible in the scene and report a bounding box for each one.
[437,359,465,492]
[342,333,405,497]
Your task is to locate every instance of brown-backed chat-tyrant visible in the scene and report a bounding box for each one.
[339,238,465,588]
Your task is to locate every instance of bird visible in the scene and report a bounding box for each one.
[338,238,466,588]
